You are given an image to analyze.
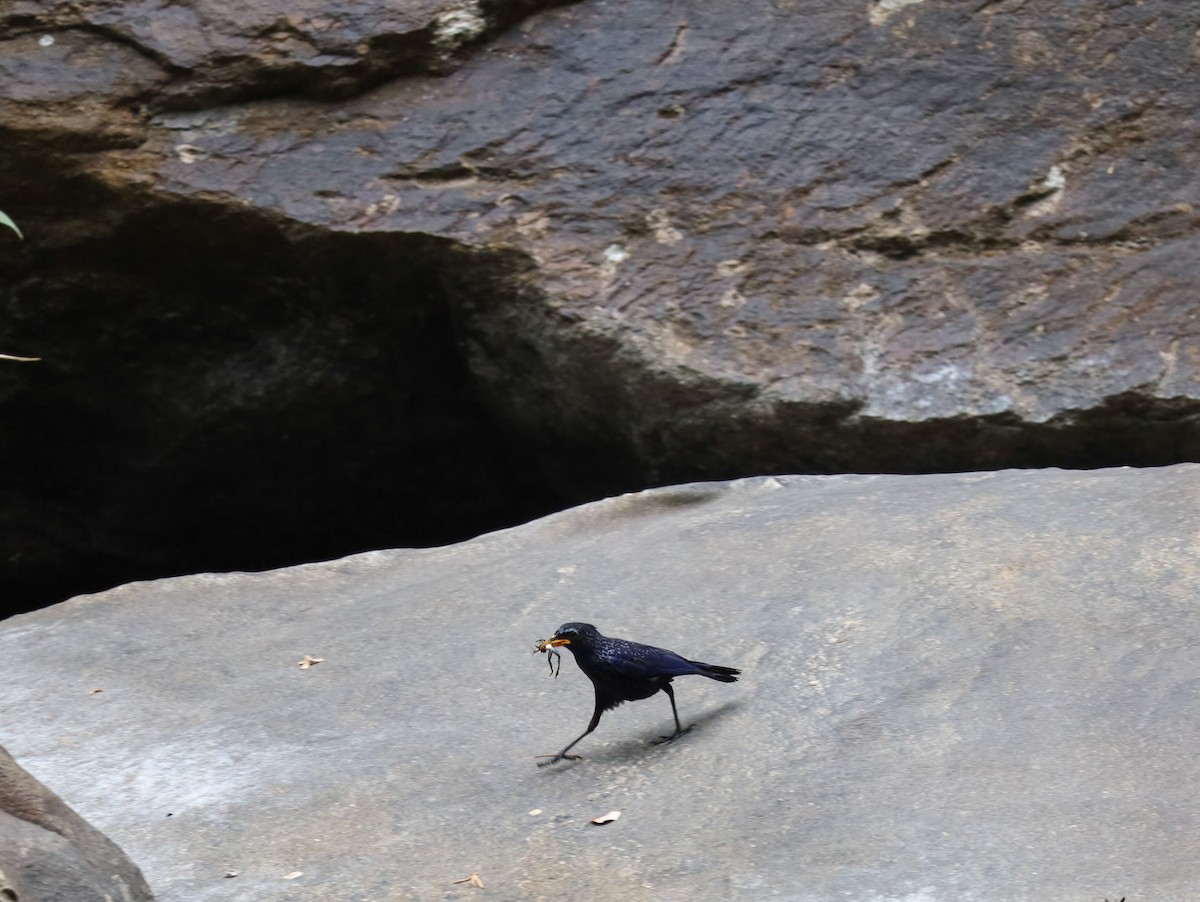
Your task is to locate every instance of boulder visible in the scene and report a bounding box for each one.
[0,465,1196,899]
[3,0,1199,608]
[0,744,153,901]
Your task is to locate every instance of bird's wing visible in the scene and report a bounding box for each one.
[600,640,704,679]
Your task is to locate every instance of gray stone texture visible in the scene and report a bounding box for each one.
[1,465,1197,900]
[0,743,153,901]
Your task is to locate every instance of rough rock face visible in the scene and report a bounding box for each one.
[2,1,1200,608]
[0,744,154,901]
[1,465,1198,900]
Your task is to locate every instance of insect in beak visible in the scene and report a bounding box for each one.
[533,637,568,677]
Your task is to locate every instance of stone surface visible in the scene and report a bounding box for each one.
[0,743,154,901]
[89,0,1200,427]
[1,465,1198,900]
[3,0,579,111]
[2,0,1200,610]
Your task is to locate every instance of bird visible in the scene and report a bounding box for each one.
[535,622,740,767]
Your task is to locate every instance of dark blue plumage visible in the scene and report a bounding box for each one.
[536,622,740,767]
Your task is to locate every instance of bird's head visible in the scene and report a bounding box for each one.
[546,622,598,652]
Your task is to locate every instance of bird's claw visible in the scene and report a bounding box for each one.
[535,753,583,768]
[651,725,694,745]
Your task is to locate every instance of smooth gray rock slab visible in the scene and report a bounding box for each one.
[1,465,1198,900]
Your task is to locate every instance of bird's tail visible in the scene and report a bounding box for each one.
[689,661,741,683]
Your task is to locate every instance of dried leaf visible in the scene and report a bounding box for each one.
[88,688,103,695]
[451,872,485,888]
[298,655,324,669]
[591,810,621,825]
[0,210,22,240]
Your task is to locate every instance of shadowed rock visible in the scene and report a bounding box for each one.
[0,744,153,901]
[2,0,1199,610]
[0,465,1196,900]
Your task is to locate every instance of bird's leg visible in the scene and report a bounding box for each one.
[537,698,604,767]
[651,682,693,744]
[535,733,586,767]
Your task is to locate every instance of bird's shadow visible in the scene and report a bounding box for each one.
[536,699,745,772]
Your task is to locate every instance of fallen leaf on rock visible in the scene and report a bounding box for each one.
[591,810,621,825]
[451,872,485,888]
[281,871,303,880]
[298,655,324,669]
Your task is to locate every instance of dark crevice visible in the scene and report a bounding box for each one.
[846,229,1020,259]
[382,162,534,186]
[784,219,1184,259]
[2,159,1198,618]
[0,186,564,616]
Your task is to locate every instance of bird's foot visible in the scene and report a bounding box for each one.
[651,724,693,745]
[535,753,583,768]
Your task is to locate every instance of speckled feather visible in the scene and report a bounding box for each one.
[554,622,739,711]
[536,622,740,766]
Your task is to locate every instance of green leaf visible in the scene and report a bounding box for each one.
[0,209,23,240]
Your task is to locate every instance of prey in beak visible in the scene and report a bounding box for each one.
[533,634,570,677]
[532,622,741,767]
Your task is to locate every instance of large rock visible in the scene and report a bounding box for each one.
[2,0,1199,608]
[1,465,1196,900]
[0,744,153,901]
